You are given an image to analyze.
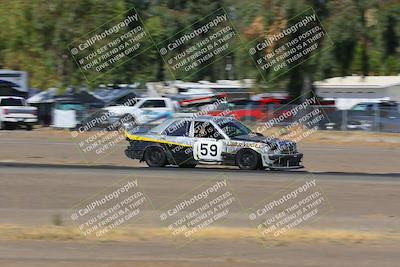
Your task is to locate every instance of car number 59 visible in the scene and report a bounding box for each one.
[194,140,223,161]
[200,143,218,157]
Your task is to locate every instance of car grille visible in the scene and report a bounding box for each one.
[277,142,296,154]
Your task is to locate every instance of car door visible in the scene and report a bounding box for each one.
[162,119,192,145]
[161,119,195,164]
[192,120,226,162]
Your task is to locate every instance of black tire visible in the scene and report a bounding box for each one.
[26,125,33,131]
[178,163,197,168]
[144,146,167,167]
[236,149,261,170]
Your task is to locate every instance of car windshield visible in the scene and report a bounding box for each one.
[0,98,23,106]
[217,119,252,138]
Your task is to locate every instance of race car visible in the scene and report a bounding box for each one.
[124,116,303,170]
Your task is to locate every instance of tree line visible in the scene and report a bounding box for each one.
[0,0,399,97]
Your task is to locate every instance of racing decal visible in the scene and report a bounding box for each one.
[193,140,223,161]
[226,141,263,148]
[124,131,192,148]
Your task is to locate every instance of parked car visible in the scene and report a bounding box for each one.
[207,98,281,122]
[103,97,179,126]
[0,96,37,130]
[347,102,400,132]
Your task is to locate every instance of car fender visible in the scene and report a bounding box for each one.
[230,144,270,166]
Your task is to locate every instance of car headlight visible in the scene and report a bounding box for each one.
[269,143,278,151]
[291,143,297,152]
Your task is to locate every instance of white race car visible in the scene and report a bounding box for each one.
[124,116,303,170]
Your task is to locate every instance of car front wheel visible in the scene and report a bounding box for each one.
[236,149,261,170]
[144,147,167,167]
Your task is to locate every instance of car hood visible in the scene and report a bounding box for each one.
[232,134,277,143]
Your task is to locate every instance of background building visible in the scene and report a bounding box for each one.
[315,75,400,110]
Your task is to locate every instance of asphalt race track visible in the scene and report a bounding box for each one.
[0,164,399,267]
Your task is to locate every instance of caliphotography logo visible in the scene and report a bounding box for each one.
[247,7,334,83]
[156,7,241,79]
[247,174,333,248]
[158,177,244,247]
[69,176,152,241]
[68,7,152,82]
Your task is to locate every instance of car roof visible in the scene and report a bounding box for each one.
[147,115,240,136]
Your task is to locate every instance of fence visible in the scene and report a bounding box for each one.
[77,100,400,134]
[240,105,400,133]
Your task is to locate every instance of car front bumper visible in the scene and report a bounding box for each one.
[262,152,304,169]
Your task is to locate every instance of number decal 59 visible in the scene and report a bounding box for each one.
[200,143,218,157]
[194,140,223,161]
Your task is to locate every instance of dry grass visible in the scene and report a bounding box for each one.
[0,225,397,244]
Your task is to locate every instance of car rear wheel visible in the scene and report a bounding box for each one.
[144,147,167,167]
[236,149,261,170]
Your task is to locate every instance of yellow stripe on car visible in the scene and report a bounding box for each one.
[124,131,192,148]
